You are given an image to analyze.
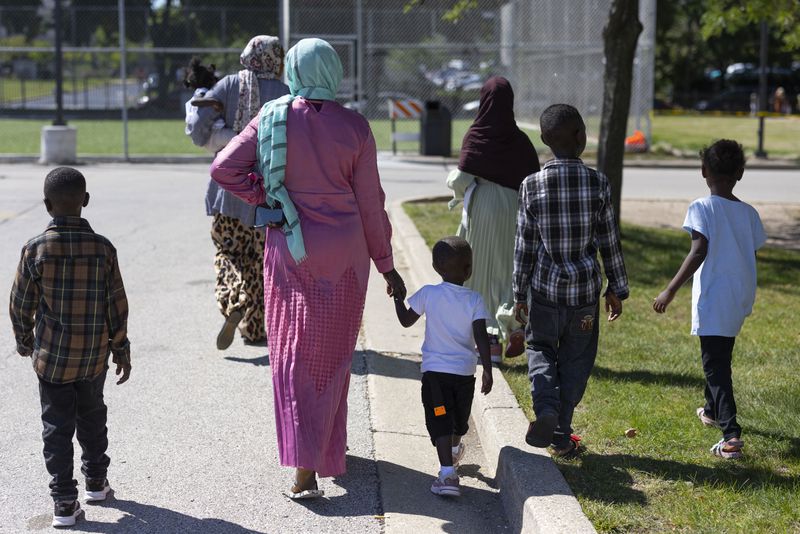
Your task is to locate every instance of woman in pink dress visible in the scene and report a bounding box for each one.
[210,38,405,498]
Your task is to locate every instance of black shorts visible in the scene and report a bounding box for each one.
[421,371,475,445]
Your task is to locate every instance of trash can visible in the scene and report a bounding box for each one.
[420,101,452,156]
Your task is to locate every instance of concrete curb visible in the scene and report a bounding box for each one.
[388,199,596,534]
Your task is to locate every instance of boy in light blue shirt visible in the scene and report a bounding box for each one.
[653,139,766,459]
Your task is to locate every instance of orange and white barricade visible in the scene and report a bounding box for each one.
[388,98,423,154]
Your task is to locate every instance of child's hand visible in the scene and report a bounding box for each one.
[481,367,493,394]
[605,291,623,321]
[115,361,131,385]
[383,269,406,300]
[514,302,529,325]
[652,289,674,313]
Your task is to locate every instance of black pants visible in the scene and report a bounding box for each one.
[39,371,110,502]
[421,371,475,445]
[700,336,741,440]
[526,291,600,448]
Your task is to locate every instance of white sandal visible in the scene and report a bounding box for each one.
[285,480,325,500]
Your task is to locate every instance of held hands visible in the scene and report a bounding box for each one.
[604,291,623,322]
[383,269,406,301]
[652,289,675,314]
[481,367,493,395]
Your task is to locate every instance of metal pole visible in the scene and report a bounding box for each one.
[356,0,363,104]
[279,0,290,53]
[119,0,129,160]
[53,0,65,125]
[755,20,768,159]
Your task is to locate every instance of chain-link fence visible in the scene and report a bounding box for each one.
[0,2,277,114]
[0,0,655,155]
[289,0,655,133]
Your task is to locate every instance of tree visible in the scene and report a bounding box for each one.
[597,0,642,222]
[701,0,800,49]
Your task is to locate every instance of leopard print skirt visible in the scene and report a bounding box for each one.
[210,213,266,342]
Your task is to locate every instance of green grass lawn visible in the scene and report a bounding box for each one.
[1,115,797,159]
[404,199,800,533]
[652,115,800,158]
[0,118,534,156]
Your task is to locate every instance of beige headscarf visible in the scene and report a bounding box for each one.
[234,35,283,133]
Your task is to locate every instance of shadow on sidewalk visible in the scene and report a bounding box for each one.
[294,455,506,532]
[352,350,420,381]
[74,497,264,533]
[224,354,270,366]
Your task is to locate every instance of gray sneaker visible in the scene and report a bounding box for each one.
[430,472,461,497]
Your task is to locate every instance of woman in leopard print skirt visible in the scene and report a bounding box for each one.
[188,35,290,348]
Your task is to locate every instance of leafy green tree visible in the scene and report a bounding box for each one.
[701,0,800,49]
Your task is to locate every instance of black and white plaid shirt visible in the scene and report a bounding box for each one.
[513,158,629,306]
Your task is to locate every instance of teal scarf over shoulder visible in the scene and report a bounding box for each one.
[257,38,343,264]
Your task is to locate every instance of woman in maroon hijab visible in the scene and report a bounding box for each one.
[447,76,540,361]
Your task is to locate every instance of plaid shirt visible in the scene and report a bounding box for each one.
[513,158,629,306]
[9,217,130,384]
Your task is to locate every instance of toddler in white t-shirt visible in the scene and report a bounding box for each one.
[653,139,766,460]
[394,236,493,497]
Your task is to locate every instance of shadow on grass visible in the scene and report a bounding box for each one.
[592,366,706,389]
[620,222,800,291]
[559,452,800,506]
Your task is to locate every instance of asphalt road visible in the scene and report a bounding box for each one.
[4,81,143,110]
[0,166,382,533]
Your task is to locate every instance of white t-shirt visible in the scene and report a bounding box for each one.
[683,196,766,337]
[407,282,490,376]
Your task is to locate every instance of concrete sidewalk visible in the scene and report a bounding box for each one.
[370,201,596,534]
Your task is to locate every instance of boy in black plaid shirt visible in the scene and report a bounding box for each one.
[9,167,131,527]
[513,104,628,457]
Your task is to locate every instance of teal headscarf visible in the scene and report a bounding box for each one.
[257,38,343,264]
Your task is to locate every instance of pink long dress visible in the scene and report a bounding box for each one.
[211,98,394,477]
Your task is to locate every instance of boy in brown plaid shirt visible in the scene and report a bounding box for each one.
[9,167,131,528]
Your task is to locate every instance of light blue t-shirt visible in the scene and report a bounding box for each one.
[408,282,490,376]
[683,196,767,337]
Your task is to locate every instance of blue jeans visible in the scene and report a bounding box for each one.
[39,371,110,502]
[526,292,599,448]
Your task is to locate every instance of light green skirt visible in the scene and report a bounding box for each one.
[447,170,521,342]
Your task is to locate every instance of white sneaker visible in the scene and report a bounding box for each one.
[52,501,82,528]
[430,472,460,497]
[85,478,112,502]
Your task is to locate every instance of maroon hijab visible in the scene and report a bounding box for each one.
[458,76,540,190]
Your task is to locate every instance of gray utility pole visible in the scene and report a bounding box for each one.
[53,0,65,126]
[119,0,129,160]
[755,20,768,159]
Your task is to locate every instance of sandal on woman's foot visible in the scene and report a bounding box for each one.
[216,310,243,350]
[285,481,325,500]
[505,329,525,358]
[711,437,743,459]
[696,407,719,428]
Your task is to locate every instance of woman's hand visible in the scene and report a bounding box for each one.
[383,269,406,300]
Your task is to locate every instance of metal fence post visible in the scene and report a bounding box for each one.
[119,0,129,160]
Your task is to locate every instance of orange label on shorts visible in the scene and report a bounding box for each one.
[434,406,446,416]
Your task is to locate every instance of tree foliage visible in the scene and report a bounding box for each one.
[701,0,800,49]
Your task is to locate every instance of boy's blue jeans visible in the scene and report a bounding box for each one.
[526,291,600,448]
[38,370,110,502]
